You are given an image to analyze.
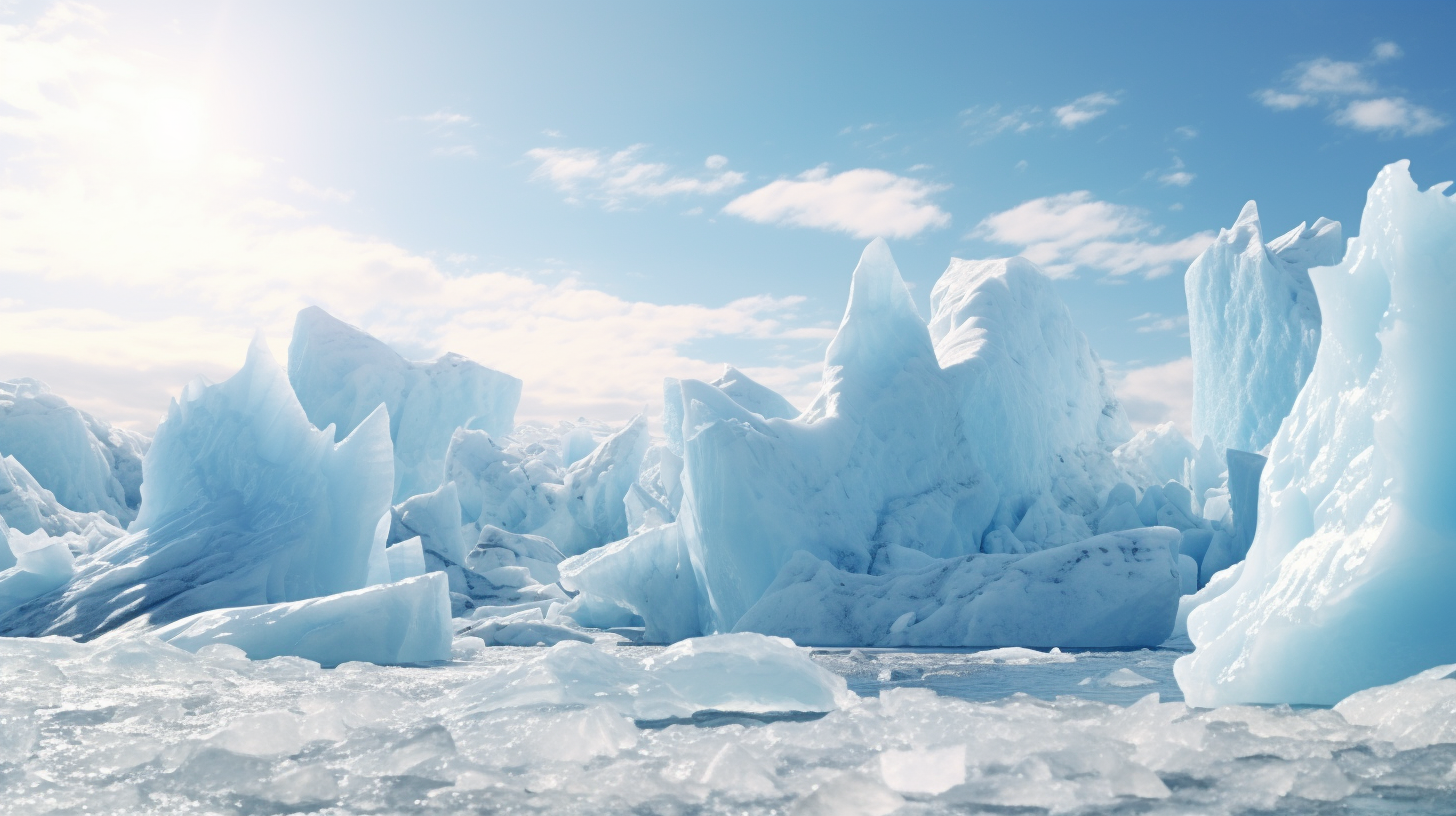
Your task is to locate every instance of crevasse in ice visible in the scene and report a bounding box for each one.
[288,306,522,502]
[0,336,398,639]
[1177,162,1456,706]
[1186,201,1341,455]
[562,240,1174,643]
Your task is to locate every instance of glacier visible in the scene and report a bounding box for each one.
[0,337,398,639]
[562,241,1180,645]
[288,306,522,503]
[1177,161,1456,706]
[1186,201,1341,455]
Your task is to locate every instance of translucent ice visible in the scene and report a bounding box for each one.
[0,337,394,638]
[154,572,452,667]
[708,365,799,420]
[1178,162,1456,705]
[1186,202,1341,454]
[0,379,147,527]
[288,306,522,502]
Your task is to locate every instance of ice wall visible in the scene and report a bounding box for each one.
[288,306,522,502]
[1177,162,1456,706]
[1186,203,1341,455]
[565,240,1154,641]
[0,337,395,639]
[708,365,799,420]
[0,379,148,526]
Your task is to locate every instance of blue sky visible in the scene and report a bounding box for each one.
[1,1,1453,431]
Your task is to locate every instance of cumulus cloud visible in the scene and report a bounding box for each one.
[1108,357,1193,436]
[723,166,950,240]
[526,144,744,209]
[973,192,1213,279]
[0,7,826,429]
[1051,92,1119,129]
[1256,42,1447,137]
[1335,97,1447,137]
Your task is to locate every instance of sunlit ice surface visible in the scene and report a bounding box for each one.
[7,635,1456,815]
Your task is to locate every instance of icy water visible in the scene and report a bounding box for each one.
[5,635,1456,815]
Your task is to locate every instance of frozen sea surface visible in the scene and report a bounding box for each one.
[5,635,1456,815]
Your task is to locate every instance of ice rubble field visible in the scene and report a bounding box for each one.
[9,634,1456,815]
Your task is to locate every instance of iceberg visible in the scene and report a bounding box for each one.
[733,528,1181,647]
[0,378,148,526]
[708,365,799,420]
[564,241,1163,642]
[0,337,395,639]
[287,306,522,503]
[1186,202,1341,455]
[153,572,452,667]
[1177,162,1456,706]
[0,454,126,545]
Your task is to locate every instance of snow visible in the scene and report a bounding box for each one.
[154,572,453,667]
[0,337,395,639]
[6,633,1456,813]
[0,378,149,527]
[287,306,522,503]
[567,241,1141,641]
[708,365,800,420]
[1186,201,1341,455]
[1177,162,1456,706]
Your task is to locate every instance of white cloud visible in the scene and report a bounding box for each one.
[1257,43,1446,137]
[1292,58,1376,95]
[1109,357,1193,436]
[1256,89,1317,111]
[1335,97,1447,136]
[973,191,1213,279]
[408,108,475,157]
[723,166,950,240]
[287,177,352,203]
[1051,92,1119,129]
[959,104,1040,142]
[1014,160,1028,171]
[1131,313,1189,334]
[1155,156,1194,187]
[1372,41,1403,62]
[1175,126,1198,139]
[704,154,728,169]
[433,144,477,158]
[0,6,825,430]
[525,144,744,209]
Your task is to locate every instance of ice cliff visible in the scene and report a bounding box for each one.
[1177,162,1456,705]
[1186,202,1341,455]
[562,240,1178,644]
[0,337,409,639]
[288,306,522,503]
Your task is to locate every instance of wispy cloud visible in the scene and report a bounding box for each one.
[1256,42,1447,137]
[525,144,744,209]
[1150,156,1195,187]
[1052,92,1119,129]
[287,177,352,203]
[723,166,950,240]
[406,108,477,157]
[1175,126,1198,139]
[1130,312,1189,334]
[973,192,1213,280]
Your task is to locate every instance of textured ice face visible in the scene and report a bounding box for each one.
[1186,202,1341,455]
[1177,162,1456,706]
[288,306,522,503]
[566,240,1144,640]
[0,378,148,527]
[0,338,395,639]
[4,634,1456,814]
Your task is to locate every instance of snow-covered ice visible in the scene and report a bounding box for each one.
[1178,162,1456,706]
[1186,201,1341,455]
[288,306,522,503]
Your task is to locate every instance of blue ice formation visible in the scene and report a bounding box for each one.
[1186,202,1341,455]
[0,337,401,639]
[288,306,522,503]
[1177,162,1456,705]
[0,379,148,527]
[154,571,452,667]
[562,240,1178,644]
[708,365,800,420]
